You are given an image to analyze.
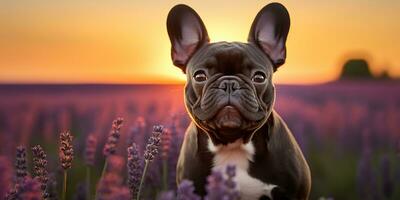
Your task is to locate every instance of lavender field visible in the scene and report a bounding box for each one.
[0,81,399,200]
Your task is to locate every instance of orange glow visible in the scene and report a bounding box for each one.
[0,1,399,84]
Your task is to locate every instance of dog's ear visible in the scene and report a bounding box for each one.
[167,4,209,73]
[248,3,290,71]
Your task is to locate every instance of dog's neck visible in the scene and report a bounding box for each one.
[207,133,278,200]
[208,138,255,170]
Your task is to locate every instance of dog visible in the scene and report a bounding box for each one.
[166,3,311,200]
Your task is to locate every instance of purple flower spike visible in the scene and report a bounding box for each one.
[127,143,142,198]
[15,146,29,183]
[21,177,44,200]
[7,177,42,200]
[206,166,240,200]
[103,118,124,157]
[225,165,240,200]
[226,165,236,178]
[1,156,13,200]
[59,131,74,170]
[205,171,226,200]
[177,180,200,200]
[162,128,172,160]
[84,134,97,166]
[158,191,176,200]
[31,145,49,199]
[113,187,130,200]
[144,125,163,162]
[96,173,123,200]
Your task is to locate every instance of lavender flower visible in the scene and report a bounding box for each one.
[7,177,43,200]
[127,143,142,198]
[205,170,226,200]
[96,173,123,200]
[205,165,240,200]
[136,125,163,200]
[59,131,74,200]
[177,180,201,200]
[1,156,13,199]
[59,131,74,170]
[96,173,119,200]
[31,145,49,199]
[15,146,28,184]
[225,165,236,188]
[356,146,379,200]
[225,165,240,200]
[103,118,124,157]
[85,134,98,166]
[96,118,124,200]
[5,186,18,200]
[107,155,125,173]
[144,125,163,162]
[162,128,172,160]
[84,134,97,200]
[158,191,175,200]
[19,177,43,200]
[112,187,130,200]
[162,128,172,190]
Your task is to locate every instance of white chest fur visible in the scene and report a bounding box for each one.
[208,139,277,200]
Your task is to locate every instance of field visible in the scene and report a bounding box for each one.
[0,81,399,200]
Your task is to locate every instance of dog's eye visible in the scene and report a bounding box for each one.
[193,70,207,82]
[252,72,266,83]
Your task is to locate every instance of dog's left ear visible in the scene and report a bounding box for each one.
[167,4,209,73]
[248,3,290,71]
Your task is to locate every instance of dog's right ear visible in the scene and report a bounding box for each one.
[167,4,209,73]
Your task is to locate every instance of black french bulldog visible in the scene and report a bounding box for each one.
[166,3,311,200]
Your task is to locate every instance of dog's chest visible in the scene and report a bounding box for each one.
[208,139,277,200]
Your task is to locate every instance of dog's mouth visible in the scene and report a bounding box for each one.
[196,103,268,145]
[213,105,243,130]
[205,105,248,143]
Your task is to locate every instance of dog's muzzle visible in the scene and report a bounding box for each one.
[192,75,265,122]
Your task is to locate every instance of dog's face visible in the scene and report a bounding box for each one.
[167,3,290,145]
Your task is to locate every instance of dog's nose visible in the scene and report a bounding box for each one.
[218,79,240,93]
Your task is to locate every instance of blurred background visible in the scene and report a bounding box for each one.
[0,0,399,199]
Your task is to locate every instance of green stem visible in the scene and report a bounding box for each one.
[86,166,91,200]
[136,160,149,200]
[162,159,168,191]
[100,160,108,179]
[94,159,108,200]
[62,170,67,200]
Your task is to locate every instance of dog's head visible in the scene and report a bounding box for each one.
[167,3,290,145]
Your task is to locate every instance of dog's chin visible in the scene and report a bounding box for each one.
[209,105,247,143]
[214,105,242,129]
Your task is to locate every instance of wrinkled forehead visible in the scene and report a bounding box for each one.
[187,42,273,74]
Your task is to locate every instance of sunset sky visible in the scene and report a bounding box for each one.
[0,0,399,84]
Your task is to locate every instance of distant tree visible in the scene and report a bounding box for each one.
[339,59,374,79]
[378,70,390,80]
